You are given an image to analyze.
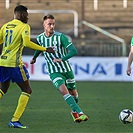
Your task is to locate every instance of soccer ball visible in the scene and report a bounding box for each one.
[119,109,133,124]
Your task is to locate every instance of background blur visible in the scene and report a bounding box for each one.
[1,0,133,56]
[0,0,133,81]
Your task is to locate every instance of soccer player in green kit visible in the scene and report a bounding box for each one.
[127,37,133,76]
[30,14,88,123]
[0,5,54,128]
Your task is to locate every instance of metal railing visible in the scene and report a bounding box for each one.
[81,20,127,56]
[29,9,78,37]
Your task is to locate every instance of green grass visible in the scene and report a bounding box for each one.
[0,81,133,133]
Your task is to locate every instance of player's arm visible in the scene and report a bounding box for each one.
[126,46,133,76]
[53,34,77,62]
[30,50,42,64]
[53,44,77,62]
[61,34,78,61]
[22,25,54,53]
[23,36,54,52]
[23,36,46,51]
[62,44,77,61]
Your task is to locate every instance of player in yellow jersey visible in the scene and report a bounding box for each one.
[0,5,54,128]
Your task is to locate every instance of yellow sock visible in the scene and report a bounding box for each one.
[0,89,4,99]
[11,92,30,122]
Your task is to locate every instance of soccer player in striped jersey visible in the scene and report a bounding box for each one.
[0,5,54,128]
[30,14,88,123]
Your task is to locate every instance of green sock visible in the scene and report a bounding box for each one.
[73,95,79,103]
[63,94,82,113]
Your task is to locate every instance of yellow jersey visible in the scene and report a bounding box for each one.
[0,19,31,67]
[0,19,47,67]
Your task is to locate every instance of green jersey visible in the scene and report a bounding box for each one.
[36,31,76,74]
[131,37,133,46]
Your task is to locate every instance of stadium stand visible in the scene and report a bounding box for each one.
[0,0,133,56]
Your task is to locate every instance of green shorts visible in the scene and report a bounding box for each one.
[50,70,76,90]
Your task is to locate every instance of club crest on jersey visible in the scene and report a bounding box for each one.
[25,30,29,35]
[53,40,57,45]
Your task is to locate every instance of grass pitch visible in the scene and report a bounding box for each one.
[0,81,133,133]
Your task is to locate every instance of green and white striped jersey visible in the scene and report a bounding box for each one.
[36,31,73,74]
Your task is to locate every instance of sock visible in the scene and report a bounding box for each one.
[72,94,79,103]
[63,94,82,114]
[0,89,4,99]
[11,92,30,122]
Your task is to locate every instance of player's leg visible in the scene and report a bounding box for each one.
[66,71,88,122]
[66,82,79,121]
[68,89,79,121]
[59,84,88,122]
[8,65,31,128]
[0,81,10,98]
[0,66,10,98]
[50,72,88,122]
[69,89,79,103]
[10,80,31,122]
[58,84,82,113]
[8,81,31,128]
[66,71,79,120]
[0,89,4,98]
[50,73,82,113]
[66,70,79,103]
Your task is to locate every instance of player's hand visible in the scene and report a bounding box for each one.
[30,58,36,64]
[46,47,55,54]
[126,67,131,76]
[53,58,62,63]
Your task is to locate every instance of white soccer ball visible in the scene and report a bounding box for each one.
[119,109,133,124]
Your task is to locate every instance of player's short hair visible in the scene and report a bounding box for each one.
[43,14,54,21]
[14,5,28,13]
